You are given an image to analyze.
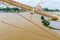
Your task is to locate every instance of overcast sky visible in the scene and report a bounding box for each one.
[13,0,60,9]
[0,0,60,9]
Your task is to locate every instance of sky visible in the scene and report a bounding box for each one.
[0,0,60,9]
